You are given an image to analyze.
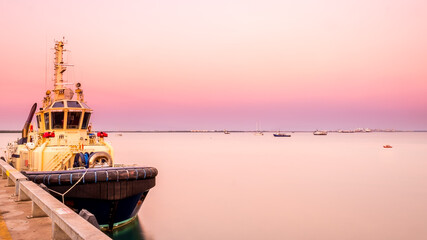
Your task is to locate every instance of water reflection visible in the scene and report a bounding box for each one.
[106,217,146,240]
[3,132,427,239]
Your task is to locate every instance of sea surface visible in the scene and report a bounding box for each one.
[1,132,427,240]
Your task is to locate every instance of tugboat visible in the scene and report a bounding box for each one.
[2,40,157,231]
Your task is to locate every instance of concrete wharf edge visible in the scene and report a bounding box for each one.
[0,159,111,240]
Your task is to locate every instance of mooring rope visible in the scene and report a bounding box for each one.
[47,167,90,204]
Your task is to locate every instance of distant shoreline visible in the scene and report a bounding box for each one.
[1,130,427,133]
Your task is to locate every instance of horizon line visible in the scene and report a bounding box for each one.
[1,130,427,133]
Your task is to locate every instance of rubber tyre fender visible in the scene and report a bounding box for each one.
[88,152,112,168]
[73,153,85,167]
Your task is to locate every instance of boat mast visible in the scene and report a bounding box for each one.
[52,40,73,101]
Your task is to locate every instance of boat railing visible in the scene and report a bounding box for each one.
[0,159,111,240]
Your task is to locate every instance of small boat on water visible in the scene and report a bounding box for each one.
[383,145,393,148]
[313,130,328,135]
[273,132,291,137]
[338,130,355,133]
[254,131,264,136]
[254,122,264,136]
[1,40,157,231]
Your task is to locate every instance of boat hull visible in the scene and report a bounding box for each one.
[23,166,157,230]
[313,132,327,135]
[65,191,149,230]
[273,134,291,137]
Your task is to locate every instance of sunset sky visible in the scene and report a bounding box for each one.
[0,0,426,131]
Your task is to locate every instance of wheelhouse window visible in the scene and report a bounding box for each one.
[81,102,90,109]
[36,115,41,129]
[81,112,91,129]
[51,112,64,129]
[52,101,64,108]
[67,101,82,108]
[44,113,50,130]
[67,112,82,129]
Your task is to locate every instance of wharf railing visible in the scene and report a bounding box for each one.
[0,159,111,240]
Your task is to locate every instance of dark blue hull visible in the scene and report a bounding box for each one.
[23,167,157,230]
[273,134,291,137]
[66,191,148,229]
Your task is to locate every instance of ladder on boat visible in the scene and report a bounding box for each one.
[46,149,73,171]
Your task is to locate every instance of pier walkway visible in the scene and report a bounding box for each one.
[0,177,51,240]
[0,159,111,240]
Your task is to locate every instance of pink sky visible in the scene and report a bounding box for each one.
[0,0,427,131]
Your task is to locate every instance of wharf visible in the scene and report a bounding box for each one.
[0,159,111,240]
[0,177,51,240]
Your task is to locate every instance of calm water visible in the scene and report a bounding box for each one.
[2,132,427,240]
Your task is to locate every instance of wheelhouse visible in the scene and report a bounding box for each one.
[36,100,92,132]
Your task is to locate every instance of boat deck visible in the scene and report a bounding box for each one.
[0,177,52,240]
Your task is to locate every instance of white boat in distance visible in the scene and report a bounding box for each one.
[254,122,263,136]
[313,130,328,135]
